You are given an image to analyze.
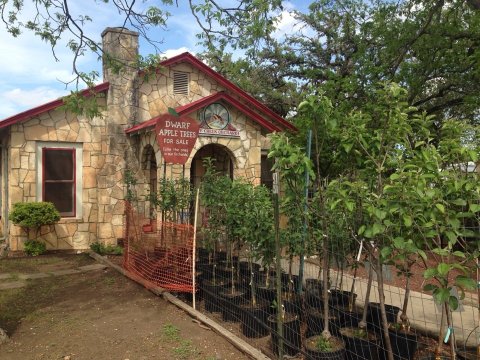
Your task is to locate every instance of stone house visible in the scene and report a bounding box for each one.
[0,27,295,253]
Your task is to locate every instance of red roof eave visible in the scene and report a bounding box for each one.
[0,82,110,130]
[125,91,281,135]
[160,53,296,132]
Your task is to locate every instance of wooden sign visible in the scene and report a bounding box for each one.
[155,114,200,164]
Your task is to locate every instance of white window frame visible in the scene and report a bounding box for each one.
[36,142,83,219]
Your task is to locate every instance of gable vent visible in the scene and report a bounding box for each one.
[173,71,189,95]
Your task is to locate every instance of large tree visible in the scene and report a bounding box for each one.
[196,0,480,125]
[2,0,478,125]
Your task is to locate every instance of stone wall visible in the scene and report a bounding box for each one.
[8,103,107,251]
[136,107,262,187]
[5,29,273,252]
[136,61,263,185]
[137,62,226,121]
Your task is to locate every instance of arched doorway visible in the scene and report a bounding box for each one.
[142,144,157,218]
[190,144,234,189]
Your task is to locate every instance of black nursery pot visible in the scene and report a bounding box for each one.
[305,307,342,337]
[281,273,300,293]
[257,284,276,305]
[388,327,418,360]
[197,247,210,263]
[456,348,478,360]
[334,306,361,329]
[220,289,246,322]
[329,290,357,307]
[367,302,401,333]
[339,327,381,360]
[240,301,271,338]
[305,335,347,360]
[239,261,261,275]
[279,293,304,320]
[202,279,229,313]
[267,313,302,356]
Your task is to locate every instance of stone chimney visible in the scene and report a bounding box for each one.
[101,27,139,83]
[96,27,141,246]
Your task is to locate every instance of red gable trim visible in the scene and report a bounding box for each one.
[125,117,158,134]
[160,53,296,132]
[125,91,281,135]
[0,82,110,129]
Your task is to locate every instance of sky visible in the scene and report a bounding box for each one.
[0,1,310,120]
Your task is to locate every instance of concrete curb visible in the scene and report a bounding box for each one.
[88,251,270,360]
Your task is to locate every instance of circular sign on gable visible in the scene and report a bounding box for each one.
[203,103,230,130]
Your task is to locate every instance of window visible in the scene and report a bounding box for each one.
[42,148,75,216]
[36,142,83,218]
[173,71,189,95]
[261,154,274,189]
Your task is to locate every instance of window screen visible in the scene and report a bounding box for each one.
[42,148,75,216]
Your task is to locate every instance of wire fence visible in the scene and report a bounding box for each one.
[123,201,195,293]
[122,201,479,359]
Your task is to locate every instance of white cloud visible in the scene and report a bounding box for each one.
[0,1,204,118]
[271,1,315,41]
[0,87,67,120]
[163,47,191,58]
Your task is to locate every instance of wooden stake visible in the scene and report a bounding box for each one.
[192,187,200,310]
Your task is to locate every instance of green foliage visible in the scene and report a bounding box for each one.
[147,177,193,223]
[326,83,479,319]
[162,323,181,341]
[199,0,480,125]
[124,169,138,203]
[9,202,61,229]
[315,336,333,352]
[23,240,47,256]
[269,132,314,256]
[61,85,105,119]
[89,242,123,256]
[199,158,233,253]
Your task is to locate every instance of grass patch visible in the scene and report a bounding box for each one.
[0,253,94,273]
[173,339,195,359]
[162,323,181,341]
[104,276,116,286]
[161,323,203,359]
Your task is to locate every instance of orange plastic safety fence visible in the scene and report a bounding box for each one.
[123,201,195,293]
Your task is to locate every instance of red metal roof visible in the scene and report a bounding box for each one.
[0,82,110,129]
[159,53,296,132]
[125,91,281,135]
[0,53,296,133]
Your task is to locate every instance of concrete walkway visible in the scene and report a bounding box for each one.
[287,258,479,348]
[0,263,107,291]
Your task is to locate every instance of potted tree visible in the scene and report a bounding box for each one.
[218,179,248,322]
[269,117,347,358]
[199,159,231,313]
[238,183,275,338]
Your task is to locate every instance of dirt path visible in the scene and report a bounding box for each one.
[0,255,251,360]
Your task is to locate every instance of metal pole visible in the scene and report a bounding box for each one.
[273,167,284,359]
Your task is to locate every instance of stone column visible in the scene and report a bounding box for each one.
[98,27,141,244]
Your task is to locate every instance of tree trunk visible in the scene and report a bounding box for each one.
[377,256,394,360]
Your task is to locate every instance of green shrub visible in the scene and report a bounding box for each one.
[315,336,333,352]
[9,202,61,228]
[90,242,123,255]
[23,240,47,256]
